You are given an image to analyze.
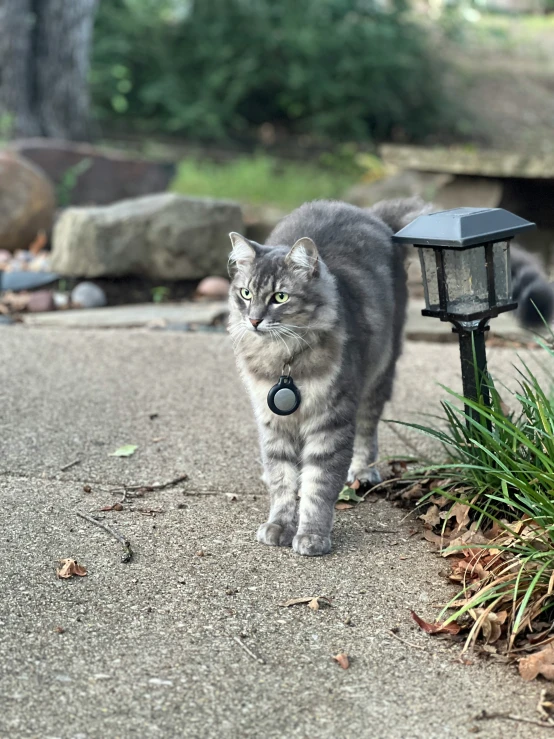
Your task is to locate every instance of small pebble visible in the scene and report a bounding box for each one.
[71,281,107,309]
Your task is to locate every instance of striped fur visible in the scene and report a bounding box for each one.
[228,198,422,556]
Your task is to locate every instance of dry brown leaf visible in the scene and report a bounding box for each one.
[451,502,470,529]
[411,610,461,635]
[308,598,320,611]
[333,653,350,669]
[429,495,448,508]
[423,529,448,547]
[28,230,48,255]
[279,595,331,609]
[57,558,87,579]
[335,502,354,510]
[519,643,554,682]
[469,608,507,644]
[401,482,424,501]
[100,502,123,512]
[419,505,441,527]
[441,529,489,557]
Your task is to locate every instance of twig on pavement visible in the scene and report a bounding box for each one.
[60,459,80,472]
[110,473,189,497]
[182,491,220,496]
[233,636,266,665]
[475,709,554,728]
[126,473,189,492]
[365,528,400,534]
[76,511,134,563]
[387,630,426,651]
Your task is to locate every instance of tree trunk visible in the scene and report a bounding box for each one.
[0,0,41,136]
[34,0,99,140]
[0,0,99,140]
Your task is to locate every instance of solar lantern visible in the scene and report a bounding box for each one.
[393,207,536,419]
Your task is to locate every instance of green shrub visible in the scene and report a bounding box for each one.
[91,0,462,143]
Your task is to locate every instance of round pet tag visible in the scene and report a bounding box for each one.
[267,375,301,416]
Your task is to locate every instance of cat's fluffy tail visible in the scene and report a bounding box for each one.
[368,196,434,234]
[511,245,554,328]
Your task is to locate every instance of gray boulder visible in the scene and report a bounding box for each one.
[7,138,175,206]
[0,151,55,252]
[51,194,243,280]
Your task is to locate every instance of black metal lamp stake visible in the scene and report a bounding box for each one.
[393,208,536,424]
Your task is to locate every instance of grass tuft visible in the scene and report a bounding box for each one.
[170,154,365,210]
[402,331,554,662]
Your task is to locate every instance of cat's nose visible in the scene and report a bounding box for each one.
[249,318,263,329]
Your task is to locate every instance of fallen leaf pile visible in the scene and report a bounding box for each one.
[412,489,554,680]
[57,559,87,579]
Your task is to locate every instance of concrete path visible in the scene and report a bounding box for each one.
[0,327,549,739]
[21,298,538,343]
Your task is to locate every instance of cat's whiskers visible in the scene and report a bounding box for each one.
[278,325,313,351]
[229,322,249,350]
[269,327,292,358]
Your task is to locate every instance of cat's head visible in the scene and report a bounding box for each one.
[227,232,337,341]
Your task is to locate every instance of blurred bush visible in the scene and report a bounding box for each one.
[91,0,461,143]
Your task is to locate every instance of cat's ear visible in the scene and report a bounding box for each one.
[286,237,319,277]
[228,232,256,271]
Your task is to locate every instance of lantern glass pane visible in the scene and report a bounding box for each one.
[418,248,440,311]
[443,246,489,314]
[493,241,511,305]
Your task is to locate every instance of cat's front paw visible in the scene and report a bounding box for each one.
[257,522,295,547]
[292,533,331,557]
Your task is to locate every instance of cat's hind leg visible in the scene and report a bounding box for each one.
[347,372,394,487]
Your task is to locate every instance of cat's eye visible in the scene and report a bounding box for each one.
[240,288,252,301]
[273,292,289,304]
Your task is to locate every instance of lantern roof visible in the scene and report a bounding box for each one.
[393,207,535,247]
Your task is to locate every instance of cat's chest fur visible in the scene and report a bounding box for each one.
[236,334,342,429]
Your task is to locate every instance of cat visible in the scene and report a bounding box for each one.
[227,198,554,557]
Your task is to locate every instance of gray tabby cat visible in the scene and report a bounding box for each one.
[228,198,554,557]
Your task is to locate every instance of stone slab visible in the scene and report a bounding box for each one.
[381,144,554,179]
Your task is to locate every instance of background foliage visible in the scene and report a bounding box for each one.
[91,0,459,144]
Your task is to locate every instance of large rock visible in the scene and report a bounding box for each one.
[242,203,286,243]
[7,138,175,206]
[344,170,452,208]
[0,152,56,252]
[51,194,243,280]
